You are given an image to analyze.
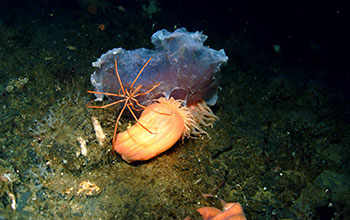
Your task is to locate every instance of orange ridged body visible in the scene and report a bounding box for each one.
[196,194,246,220]
[113,99,186,163]
[197,203,246,220]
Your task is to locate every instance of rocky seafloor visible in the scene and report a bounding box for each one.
[1,1,349,219]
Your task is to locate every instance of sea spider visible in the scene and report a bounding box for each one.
[87,57,162,143]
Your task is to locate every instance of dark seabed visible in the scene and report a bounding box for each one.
[0,0,349,219]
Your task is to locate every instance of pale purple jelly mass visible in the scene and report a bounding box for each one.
[90,28,228,107]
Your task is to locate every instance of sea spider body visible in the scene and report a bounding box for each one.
[87,57,160,143]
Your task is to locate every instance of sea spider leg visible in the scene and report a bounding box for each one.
[133,82,161,98]
[87,90,125,97]
[87,57,162,144]
[86,91,126,108]
[130,82,172,116]
[122,88,156,134]
[130,57,153,89]
[128,82,160,111]
[114,59,126,95]
[87,99,125,109]
[111,57,156,139]
[126,103,155,134]
[86,90,126,108]
[113,100,128,143]
[130,97,172,116]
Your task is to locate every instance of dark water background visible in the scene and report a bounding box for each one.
[0,0,349,219]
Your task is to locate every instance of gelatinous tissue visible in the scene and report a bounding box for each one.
[90,28,228,107]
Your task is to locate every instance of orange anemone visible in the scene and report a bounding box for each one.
[197,194,246,220]
[113,97,194,163]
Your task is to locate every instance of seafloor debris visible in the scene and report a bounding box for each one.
[0,165,19,210]
[8,192,16,210]
[77,136,87,156]
[5,77,29,93]
[64,180,101,196]
[30,92,110,174]
[92,116,106,146]
[77,180,101,196]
